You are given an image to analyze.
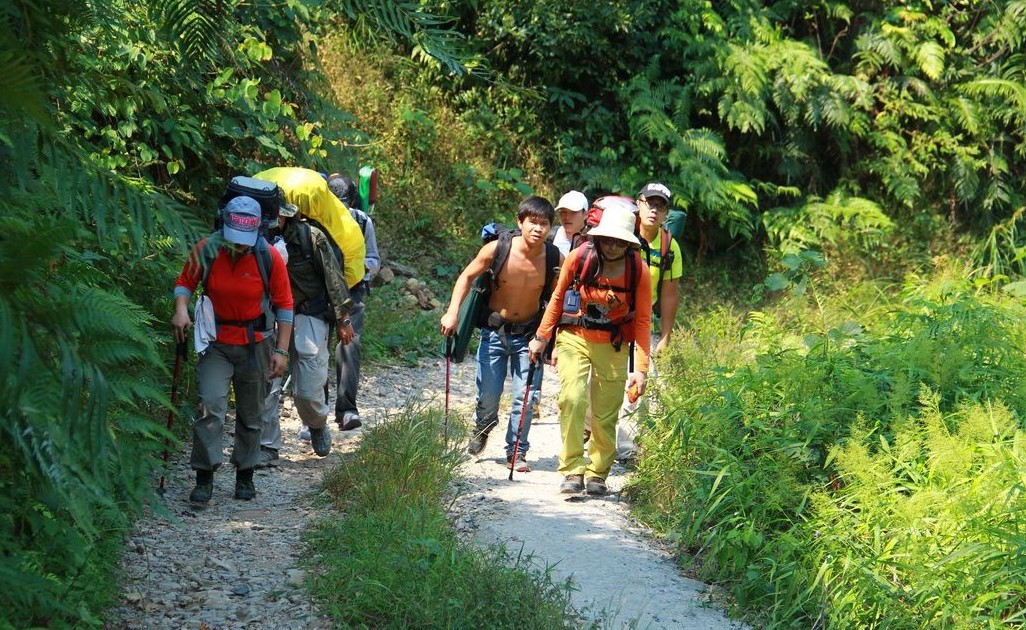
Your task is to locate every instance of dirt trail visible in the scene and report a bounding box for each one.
[106,355,742,629]
[446,360,743,629]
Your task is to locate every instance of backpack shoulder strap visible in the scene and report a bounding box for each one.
[254,237,273,299]
[488,230,515,288]
[578,242,599,289]
[654,228,674,313]
[542,242,560,302]
[351,209,369,234]
[199,232,223,288]
[296,220,316,261]
[627,249,640,312]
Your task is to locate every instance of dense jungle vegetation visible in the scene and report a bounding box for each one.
[2,0,1025,627]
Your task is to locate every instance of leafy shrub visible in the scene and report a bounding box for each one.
[811,393,1026,627]
[630,270,1026,627]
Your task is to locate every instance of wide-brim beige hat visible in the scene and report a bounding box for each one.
[588,197,640,245]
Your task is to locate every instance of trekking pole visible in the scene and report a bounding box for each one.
[508,360,537,481]
[444,335,453,435]
[158,340,188,494]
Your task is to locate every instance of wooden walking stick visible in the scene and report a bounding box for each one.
[158,340,188,494]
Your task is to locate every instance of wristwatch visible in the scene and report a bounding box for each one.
[533,335,548,343]
[341,318,352,327]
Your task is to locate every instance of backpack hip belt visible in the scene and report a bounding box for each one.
[484,311,540,337]
[294,295,332,321]
[556,313,635,351]
[214,315,269,367]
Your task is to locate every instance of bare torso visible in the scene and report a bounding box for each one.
[488,237,549,323]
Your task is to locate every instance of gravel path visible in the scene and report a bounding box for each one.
[105,355,742,629]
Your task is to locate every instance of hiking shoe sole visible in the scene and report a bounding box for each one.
[234,480,256,500]
[189,483,213,504]
[560,474,584,494]
[310,427,332,457]
[506,456,531,472]
[467,430,490,455]
[585,477,607,496]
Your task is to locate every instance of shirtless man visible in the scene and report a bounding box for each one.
[440,196,561,471]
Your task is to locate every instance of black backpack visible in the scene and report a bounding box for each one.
[473,223,561,327]
[216,176,286,238]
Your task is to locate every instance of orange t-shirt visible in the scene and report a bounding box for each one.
[536,246,652,373]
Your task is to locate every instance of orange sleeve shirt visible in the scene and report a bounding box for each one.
[537,247,652,373]
[174,239,294,345]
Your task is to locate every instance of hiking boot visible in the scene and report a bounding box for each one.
[189,469,214,504]
[560,474,584,494]
[467,428,491,455]
[298,425,311,441]
[585,476,607,496]
[310,426,332,457]
[234,468,256,500]
[338,411,362,431]
[255,446,279,469]
[506,453,531,472]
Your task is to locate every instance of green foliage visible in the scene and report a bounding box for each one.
[763,193,894,256]
[318,37,538,258]
[812,395,1026,627]
[398,0,1026,257]
[311,407,576,628]
[629,268,1026,627]
[0,0,476,625]
[360,283,444,366]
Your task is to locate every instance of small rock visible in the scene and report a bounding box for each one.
[286,569,306,587]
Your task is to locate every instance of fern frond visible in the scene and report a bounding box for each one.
[154,0,233,68]
[339,0,472,76]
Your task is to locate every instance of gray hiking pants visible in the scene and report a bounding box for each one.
[334,298,365,417]
[260,374,284,450]
[191,338,271,472]
[291,314,332,428]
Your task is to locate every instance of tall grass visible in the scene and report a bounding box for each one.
[628,266,1026,627]
[306,407,577,628]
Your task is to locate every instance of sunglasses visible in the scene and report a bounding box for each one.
[640,197,669,211]
[596,237,631,249]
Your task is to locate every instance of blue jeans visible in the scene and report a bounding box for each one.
[473,327,543,456]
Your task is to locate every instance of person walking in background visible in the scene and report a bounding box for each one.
[172,196,294,503]
[440,197,561,472]
[529,199,652,496]
[327,173,381,431]
[615,182,684,461]
[254,167,362,463]
[552,190,588,257]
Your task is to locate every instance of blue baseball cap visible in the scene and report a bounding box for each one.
[222,196,261,246]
